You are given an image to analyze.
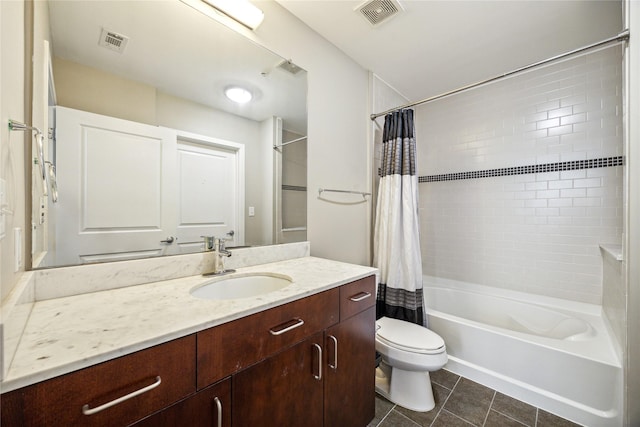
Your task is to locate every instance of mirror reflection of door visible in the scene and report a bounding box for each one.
[54,107,243,266]
[174,133,244,253]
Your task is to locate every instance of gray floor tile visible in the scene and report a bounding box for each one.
[491,392,536,426]
[431,368,460,390]
[536,410,581,427]
[485,409,528,426]
[431,409,476,426]
[378,410,422,427]
[395,383,451,426]
[371,376,580,427]
[444,377,495,425]
[371,394,396,426]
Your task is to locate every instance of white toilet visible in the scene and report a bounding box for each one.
[375,316,448,412]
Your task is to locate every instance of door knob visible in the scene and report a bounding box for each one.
[160,236,176,244]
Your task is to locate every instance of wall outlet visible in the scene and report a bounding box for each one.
[249,206,255,217]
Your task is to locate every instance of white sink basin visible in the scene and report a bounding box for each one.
[190,273,292,300]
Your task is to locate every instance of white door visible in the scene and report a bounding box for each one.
[174,131,244,253]
[54,107,177,265]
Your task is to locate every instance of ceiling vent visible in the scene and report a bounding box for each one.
[98,28,129,53]
[355,0,403,27]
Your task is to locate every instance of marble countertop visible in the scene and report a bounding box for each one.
[2,256,377,392]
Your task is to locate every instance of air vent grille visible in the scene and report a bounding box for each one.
[356,0,403,26]
[98,28,129,53]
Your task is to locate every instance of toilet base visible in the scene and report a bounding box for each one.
[375,366,436,412]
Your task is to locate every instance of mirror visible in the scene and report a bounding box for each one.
[31,0,307,269]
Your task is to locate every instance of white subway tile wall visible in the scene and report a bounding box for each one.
[416,46,623,304]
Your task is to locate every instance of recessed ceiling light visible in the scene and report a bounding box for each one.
[225,86,252,103]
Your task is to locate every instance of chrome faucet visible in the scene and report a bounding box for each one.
[202,235,235,276]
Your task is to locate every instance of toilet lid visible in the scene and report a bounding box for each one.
[376,317,445,354]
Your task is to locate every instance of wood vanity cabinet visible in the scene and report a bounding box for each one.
[233,332,326,426]
[0,335,196,427]
[1,275,376,427]
[203,275,377,427]
[325,277,376,427]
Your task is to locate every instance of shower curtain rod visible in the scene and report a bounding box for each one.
[370,29,630,120]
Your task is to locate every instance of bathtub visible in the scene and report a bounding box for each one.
[424,276,623,427]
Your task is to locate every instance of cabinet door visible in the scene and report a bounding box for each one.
[132,378,230,427]
[232,332,324,427]
[325,306,376,427]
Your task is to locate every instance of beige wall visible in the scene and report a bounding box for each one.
[0,1,27,301]
[53,57,157,125]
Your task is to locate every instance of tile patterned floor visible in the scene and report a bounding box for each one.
[368,369,581,427]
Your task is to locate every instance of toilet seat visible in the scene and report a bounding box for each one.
[376,317,445,355]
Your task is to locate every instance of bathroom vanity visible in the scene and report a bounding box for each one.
[0,254,376,426]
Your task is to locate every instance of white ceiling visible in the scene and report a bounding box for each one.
[276,0,623,109]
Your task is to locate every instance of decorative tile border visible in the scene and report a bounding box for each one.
[419,156,624,183]
[282,185,307,192]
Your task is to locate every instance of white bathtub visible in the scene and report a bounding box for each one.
[424,276,623,427]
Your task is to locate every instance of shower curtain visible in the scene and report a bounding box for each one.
[373,109,425,326]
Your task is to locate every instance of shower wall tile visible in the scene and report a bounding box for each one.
[416,46,623,304]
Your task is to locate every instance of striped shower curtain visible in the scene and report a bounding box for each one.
[373,109,425,326]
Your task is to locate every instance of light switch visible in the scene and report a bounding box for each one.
[249,206,255,217]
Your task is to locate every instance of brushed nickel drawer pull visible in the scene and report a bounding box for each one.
[214,396,222,427]
[349,292,372,302]
[269,318,305,336]
[328,335,338,370]
[312,343,323,380]
[82,376,162,415]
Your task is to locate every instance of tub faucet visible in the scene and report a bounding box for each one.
[202,236,235,276]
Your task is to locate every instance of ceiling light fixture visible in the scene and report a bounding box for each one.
[225,86,253,104]
[201,0,264,30]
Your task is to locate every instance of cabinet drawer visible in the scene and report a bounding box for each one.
[340,275,376,320]
[1,335,196,427]
[197,288,339,389]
